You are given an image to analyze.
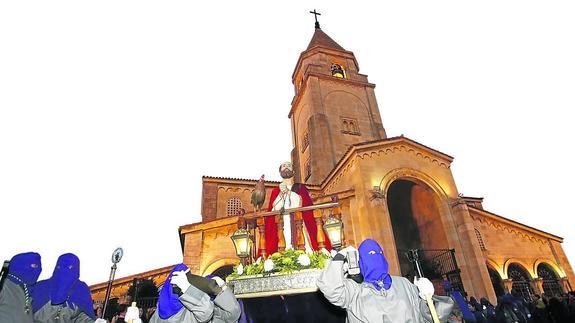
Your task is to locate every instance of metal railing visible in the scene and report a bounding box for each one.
[401,248,465,295]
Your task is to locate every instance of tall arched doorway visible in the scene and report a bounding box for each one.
[387,179,450,277]
[508,263,534,300]
[537,263,563,297]
[487,266,505,296]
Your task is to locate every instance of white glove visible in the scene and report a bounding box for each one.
[342,261,349,273]
[414,277,434,299]
[125,304,140,321]
[330,249,338,258]
[171,269,191,292]
[338,246,357,258]
[94,319,107,323]
[211,276,225,288]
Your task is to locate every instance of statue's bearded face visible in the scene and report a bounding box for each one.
[279,162,295,179]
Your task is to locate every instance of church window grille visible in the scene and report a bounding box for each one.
[301,129,310,153]
[331,63,345,78]
[508,264,534,300]
[304,159,312,181]
[226,197,243,217]
[537,264,563,297]
[341,117,360,135]
[475,228,486,250]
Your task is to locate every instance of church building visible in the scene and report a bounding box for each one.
[91,21,574,304]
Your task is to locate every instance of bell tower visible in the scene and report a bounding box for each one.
[290,19,387,184]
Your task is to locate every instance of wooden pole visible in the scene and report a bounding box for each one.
[244,202,339,220]
[295,211,305,251]
[276,214,286,252]
[256,217,266,258]
[314,209,326,249]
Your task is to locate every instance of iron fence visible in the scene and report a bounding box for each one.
[401,249,466,296]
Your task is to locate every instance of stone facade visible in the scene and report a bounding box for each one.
[91,26,574,304]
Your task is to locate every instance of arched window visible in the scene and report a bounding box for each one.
[331,63,345,78]
[537,263,563,296]
[475,228,486,250]
[508,264,534,300]
[341,117,360,135]
[226,197,243,217]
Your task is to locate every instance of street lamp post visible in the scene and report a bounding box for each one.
[102,247,123,319]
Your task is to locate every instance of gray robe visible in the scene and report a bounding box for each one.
[149,284,214,323]
[211,287,241,323]
[32,302,94,323]
[0,279,35,323]
[317,260,454,323]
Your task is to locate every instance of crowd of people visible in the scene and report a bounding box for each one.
[1,253,241,323]
[2,246,575,323]
[443,291,575,323]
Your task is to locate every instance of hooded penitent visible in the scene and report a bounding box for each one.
[31,253,95,319]
[8,252,42,286]
[358,239,392,291]
[157,263,188,319]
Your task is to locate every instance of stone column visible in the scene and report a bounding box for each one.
[449,200,496,302]
[532,278,544,295]
[503,279,514,294]
[560,277,572,292]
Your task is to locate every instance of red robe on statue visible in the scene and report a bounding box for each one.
[263,183,331,255]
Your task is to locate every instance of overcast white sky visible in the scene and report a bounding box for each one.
[1,1,574,285]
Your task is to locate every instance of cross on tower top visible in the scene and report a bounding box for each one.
[309,9,321,29]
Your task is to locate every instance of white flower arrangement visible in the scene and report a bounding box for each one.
[263,259,275,272]
[297,254,311,267]
[229,250,331,278]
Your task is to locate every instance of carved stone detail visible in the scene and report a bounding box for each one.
[228,270,322,297]
[356,144,450,169]
[470,214,546,244]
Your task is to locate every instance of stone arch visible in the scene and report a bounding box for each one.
[379,167,450,201]
[486,258,504,277]
[486,261,505,296]
[503,258,535,278]
[506,262,535,299]
[201,258,239,276]
[533,259,564,278]
[535,261,564,296]
[381,168,453,277]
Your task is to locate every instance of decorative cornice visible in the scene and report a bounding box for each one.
[291,46,358,81]
[355,144,451,168]
[469,208,561,244]
[289,72,375,117]
[179,215,239,234]
[228,269,322,298]
[473,215,546,244]
[203,176,280,186]
[321,136,453,192]
[89,264,175,292]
